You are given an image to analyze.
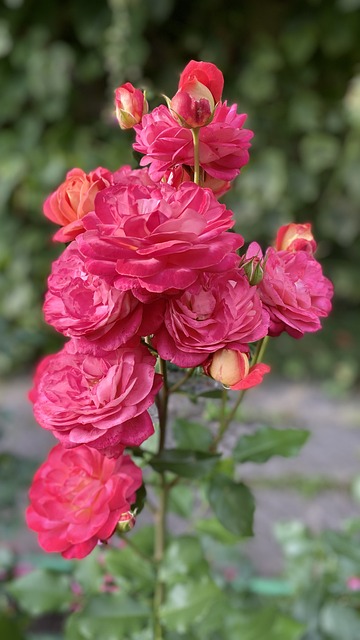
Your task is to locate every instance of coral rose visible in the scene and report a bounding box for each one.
[250,243,333,338]
[77,181,243,299]
[133,102,253,183]
[204,348,270,391]
[43,167,112,242]
[26,444,142,559]
[275,223,316,254]
[30,342,162,457]
[43,242,164,351]
[152,270,269,367]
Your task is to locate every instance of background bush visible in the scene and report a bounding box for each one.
[1,0,359,385]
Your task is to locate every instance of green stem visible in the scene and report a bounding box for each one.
[153,358,169,640]
[169,367,196,393]
[191,128,200,185]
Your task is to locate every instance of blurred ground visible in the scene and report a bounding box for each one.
[1,376,360,575]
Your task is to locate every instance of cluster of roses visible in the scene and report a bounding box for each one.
[26,61,333,559]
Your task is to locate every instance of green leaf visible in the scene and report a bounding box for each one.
[323,530,360,564]
[0,616,24,640]
[195,517,239,544]
[7,569,72,615]
[160,579,222,633]
[105,544,154,593]
[320,602,360,640]
[168,484,194,517]
[159,536,209,584]
[248,577,294,596]
[173,418,213,452]
[208,475,255,537]
[234,427,310,463]
[150,449,220,478]
[65,594,150,639]
[225,607,304,640]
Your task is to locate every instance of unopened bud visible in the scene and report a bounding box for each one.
[275,223,316,254]
[114,83,148,130]
[242,256,265,285]
[116,511,136,533]
[169,81,215,128]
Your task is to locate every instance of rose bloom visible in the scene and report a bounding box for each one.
[152,270,269,367]
[30,342,162,458]
[204,348,270,391]
[77,180,243,299]
[162,165,230,198]
[43,167,112,242]
[43,242,164,351]
[133,102,253,183]
[26,444,142,559]
[249,242,333,338]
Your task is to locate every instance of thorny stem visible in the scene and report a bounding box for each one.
[191,128,200,185]
[211,336,270,449]
[153,358,169,640]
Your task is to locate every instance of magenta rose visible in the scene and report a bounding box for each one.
[26,444,142,559]
[133,102,253,183]
[30,342,162,457]
[152,270,269,367]
[253,244,333,338]
[77,181,243,298]
[43,243,164,351]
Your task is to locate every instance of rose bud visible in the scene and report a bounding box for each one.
[170,82,215,128]
[168,60,224,129]
[204,348,270,391]
[179,60,224,104]
[116,511,136,533]
[275,223,316,254]
[115,82,148,130]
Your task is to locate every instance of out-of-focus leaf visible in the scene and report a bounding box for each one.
[234,427,310,463]
[208,475,255,537]
[173,418,213,452]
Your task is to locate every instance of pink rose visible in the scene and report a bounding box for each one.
[133,102,253,183]
[43,243,164,351]
[30,342,162,457]
[152,270,269,367]
[77,181,243,298]
[114,83,148,129]
[26,444,142,559]
[252,244,333,338]
[43,167,112,242]
[204,348,270,391]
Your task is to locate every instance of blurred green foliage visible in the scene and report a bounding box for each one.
[0,0,359,380]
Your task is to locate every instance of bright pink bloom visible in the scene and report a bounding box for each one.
[250,243,333,338]
[43,167,112,242]
[275,223,316,254]
[77,181,243,298]
[347,577,360,591]
[30,342,162,457]
[152,270,269,367]
[179,60,224,104]
[114,82,148,129]
[26,444,142,559]
[133,102,253,183]
[43,243,163,351]
[204,348,270,390]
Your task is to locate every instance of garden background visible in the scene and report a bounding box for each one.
[1,0,360,638]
